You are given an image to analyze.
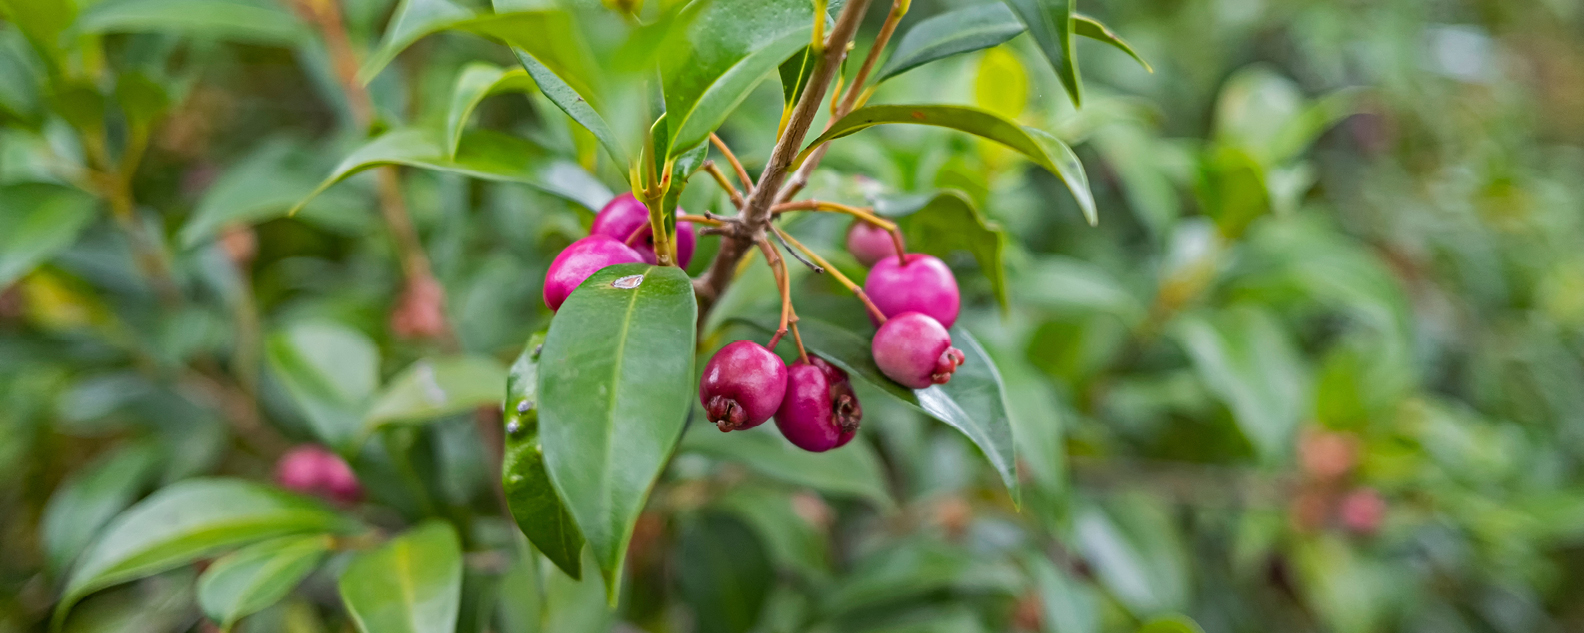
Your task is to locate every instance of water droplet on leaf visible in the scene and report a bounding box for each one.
[612,274,644,289]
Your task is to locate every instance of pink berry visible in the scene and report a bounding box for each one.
[274,445,362,505]
[872,312,965,389]
[1338,488,1386,535]
[846,221,899,268]
[543,234,644,311]
[589,193,696,267]
[699,340,787,432]
[774,356,862,452]
[864,253,960,329]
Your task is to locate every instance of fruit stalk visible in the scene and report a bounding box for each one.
[771,225,888,323]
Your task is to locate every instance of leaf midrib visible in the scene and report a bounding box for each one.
[598,269,647,536]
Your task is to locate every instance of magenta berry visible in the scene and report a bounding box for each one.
[275,445,362,504]
[864,253,960,329]
[543,234,644,311]
[699,340,788,432]
[846,220,898,268]
[775,356,862,452]
[590,193,697,267]
[872,312,965,389]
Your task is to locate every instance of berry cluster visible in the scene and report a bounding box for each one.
[543,193,698,311]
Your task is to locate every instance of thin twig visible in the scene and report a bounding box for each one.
[772,199,897,230]
[770,226,823,273]
[772,225,887,323]
[710,133,754,192]
[702,161,745,209]
[680,214,725,226]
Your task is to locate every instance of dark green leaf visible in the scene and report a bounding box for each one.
[444,62,537,159]
[178,141,368,247]
[680,424,892,508]
[55,478,358,627]
[512,48,630,169]
[1137,615,1206,633]
[677,513,772,633]
[364,355,507,430]
[874,190,1010,311]
[1171,306,1308,463]
[0,183,98,288]
[73,0,308,45]
[1073,14,1151,73]
[712,485,831,580]
[537,263,696,598]
[40,443,162,578]
[265,320,379,451]
[823,538,1021,615]
[1002,0,1081,107]
[197,535,332,630]
[797,105,1096,225]
[778,45,815,110]
[502,332,584,579]
[876,3,1024,82]
[339,521,462,633]
[289,128,612,215]
[357,0,589,97]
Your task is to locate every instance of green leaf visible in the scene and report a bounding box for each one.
[680,424,892,508]
[1171,306,1308,463]
[743,319,1020,503]
[778,45,815,110]
[364,355,507,430]
[1195,144,1269,239]
[444,62,537,159]
[823,538,1022,616]
[178,141,368,247]
[1073,14,1151,73]
[502,332,585,579]
[197,535,332,631]
[877,3,1024,83]
[1074,497,1190,617]
[338,521,463,633]
[1136,615,1206,633]
[712,486,831,580]
[73,0,308,46]
[1019,256,1145,323]
[974,46,1029,121]
[661,0,814,156]
[357,0,589,95]
[55,478,357,628]
[40,443,162,578]
[1025,553,1099,633]
[0,0,77,63]
[537,263,697,599]
[511,48,630,169]
[289,128,611,215]
[0,183,98,288]
[1002,0,1081,107]
[265,320,379,451]
[797,105,1096,225]
[874,190,1010,311]
[676,513,773,633]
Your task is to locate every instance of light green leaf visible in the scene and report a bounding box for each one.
[1025,552,1098,633]
[537,263,696,600]
[0,183,97,288]
[178,141,369,247]
[339,521,462,633]
[1073,14,1151,73]
[680,424,892,508]
[357,0,589,95]
[1196,144,1269,239]
[502,332,585,579]
[974,46,1029,121]
[878,3,1024,82]
[823,538,1022,616]
[289,128,611,215]
[197,535,332,631]
[1019,256,1144,323]
[512,48,630,169]
[364,355,508,429]
[41,444,162,578]
[1172,306,1308,463]
[0,0,78,63]
[1136,615,1206,633]
[874,190,1010,311]
[73,0,307,45]
[1002,0,1080,107]
[1074,497,1190,617]
[265,320,379,451]
[444,62,538,159]
[55,479,358,628]
[797,105,1096,225]
[677,513,773,633]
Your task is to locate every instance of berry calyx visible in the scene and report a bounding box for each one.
[864,253,960,329]
[775,355,863,452]
[590,193,697,267]
[872,311,965,389]
[275,445,362,505]
[846,220,899,268]
[543,234,644,311]
[699,340,787,432]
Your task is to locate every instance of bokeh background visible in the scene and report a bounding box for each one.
[4,0,1584,631]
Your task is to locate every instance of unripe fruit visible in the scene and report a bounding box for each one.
[775,356,862,452]
[864,253,960,328]
[846,220,898,268]
[275,445,362,505]
[699,340,787,432]
[590,193,697,267]
[543,234,644,311]
[872,312,965,389]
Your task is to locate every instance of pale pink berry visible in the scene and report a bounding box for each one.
[590,193,697,267]
[543,234,644,311]
[864,253,960,329]
[872,312,964,389]
[846,221,899,268]
[275,445,362,505]
[699,340,787,432]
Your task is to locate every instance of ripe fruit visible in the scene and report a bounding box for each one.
[872,312,965,389]
[699,340,787,432]
[1338,488,1386,535]
[775,356,862,452]
[275,445,362,504]
[864,253,960,328]
[590,193,697,267]
[543,234,644,311]
[846,220,898,267]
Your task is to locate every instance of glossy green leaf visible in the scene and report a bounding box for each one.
[40,444,162,578]
[511,48,630,169]
[357,0,589,96]
[0,183,97,288]
[677,513,773,633]
[680,424,892,508]
[874,190,1010,311]
[265,320,379,451]
[73,0,307,45]
[797,105,1096,225]
[444,62,537,159]
[1002,0,1081,107]
[197,535,332,630]
[1172,306,1308,463]
[338,521,462,633]
[778,45,815,111]
[56,479,357,627]
[1136,615,1206,633]
[364,355,507,429]
[745,318,1019,503]
[502,332,584,579]
[537,263,696,598]
[661,0,814,156]
[289,128,611,215]
[877,3,1024,82]
[1074,14,1151,73]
